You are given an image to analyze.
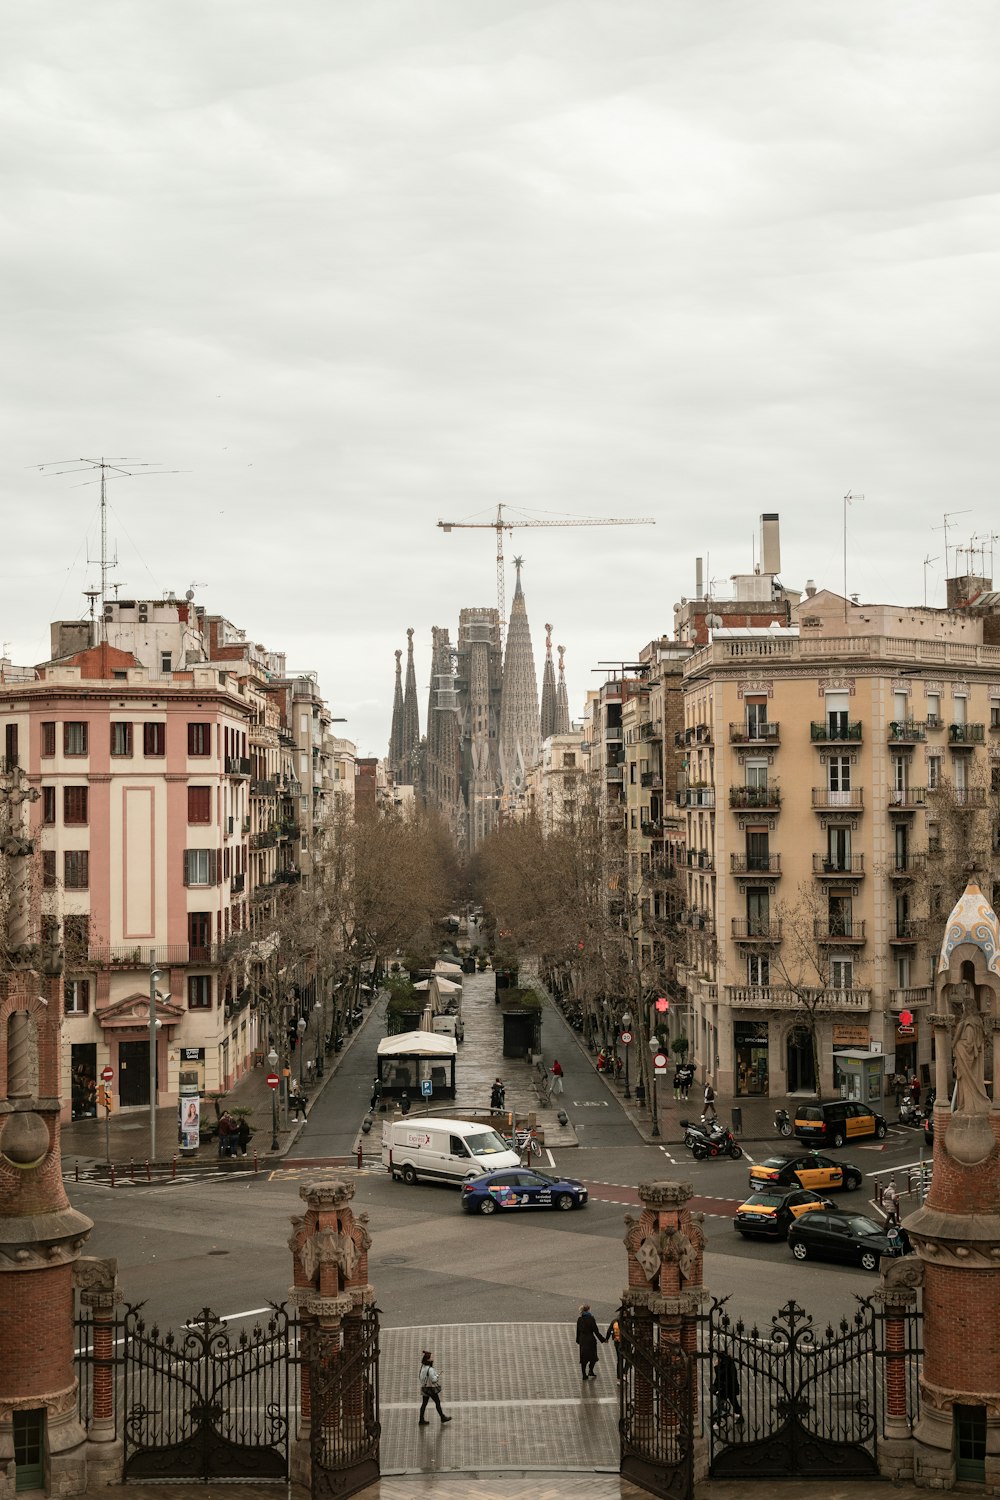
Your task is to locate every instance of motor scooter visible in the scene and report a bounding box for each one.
[898,1097,924,1127]
[680,1117,743,1160]
[773,1107,793,1137]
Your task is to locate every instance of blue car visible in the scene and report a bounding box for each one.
[461,1167,589,1215]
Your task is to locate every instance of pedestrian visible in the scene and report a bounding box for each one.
[575,1303,605,1380]
[289,1086,307,1122]
[217,1112,234,1158]
[236,1116,252,1158]
[370,1077,382,1113]
[672,1065,682,1102]
[596,1048,607,1074]
[604,1313,623,1380]
[417,1349,452,1426]
[882,1181,900,1228]
[679,1064,693,1101]
[909,1074,922,1107]
[550,1059,564,1096]
[711,1351,743,1428]
[703,1081,717,1123]
[490,1078,505,1112]
[400,1090,411,1116]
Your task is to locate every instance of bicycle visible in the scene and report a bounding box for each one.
[504,1128,542,1158]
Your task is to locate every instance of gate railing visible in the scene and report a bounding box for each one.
[308,1304,381,1500]
[619,1305,695,1500]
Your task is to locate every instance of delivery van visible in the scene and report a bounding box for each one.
[383,1116,520,1186]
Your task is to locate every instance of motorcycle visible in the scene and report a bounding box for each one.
[680,1117,743,1160]
[774,1107,793,1138]
[898,1097,924,1127]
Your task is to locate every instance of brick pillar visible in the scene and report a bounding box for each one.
[623,1181,708,1481]
[74,1258,122,1487]
[287,1179,375,1487]
[0,968,93,1499]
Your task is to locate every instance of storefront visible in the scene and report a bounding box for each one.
[734,1021,769,1096]
[70,1043,97,1120]
[832,1024,870,1096]
[893,1018,918,1082]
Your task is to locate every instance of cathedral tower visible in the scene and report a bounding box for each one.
[555,643,571,735]
[539,624,557,742]
[399,628,420,786]
[388,648,404,779]
[497,558,541,806]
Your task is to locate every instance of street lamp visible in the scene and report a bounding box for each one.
[267,1046,279,1151]
[648,1035,661,1138]
[621,1010,632,1099]
[296,1015,307,1088]
[313,997,324,1079]
[149,966,163,1161]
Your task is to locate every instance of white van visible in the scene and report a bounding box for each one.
[383,1116,519,1186]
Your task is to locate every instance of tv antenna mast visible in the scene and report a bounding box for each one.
[922,555,939,608]
[437,503,655,644]
[932,509,971,580]
[31,457,184,631]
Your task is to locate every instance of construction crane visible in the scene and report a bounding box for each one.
[438,504,655,641]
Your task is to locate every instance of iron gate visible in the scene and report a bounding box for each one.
[120,1303,296,1481]
[619,1306,694,1500]
[309,1304,381,1500]
[707,1296,879,1478]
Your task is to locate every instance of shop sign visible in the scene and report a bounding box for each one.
[896,1020,918,1040]
[832,1024,870,1047]
[734,1023,769,1044]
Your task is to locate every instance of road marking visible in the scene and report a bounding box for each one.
[545,1148,556,1168]
[581,1181,741,1217]
[741,1148,757,1164]
[865,1158,931,1178]
[658,1146,677,1163]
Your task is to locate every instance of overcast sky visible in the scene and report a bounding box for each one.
[4,2,998,756]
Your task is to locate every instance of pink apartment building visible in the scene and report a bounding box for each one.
[0,641,254,1119]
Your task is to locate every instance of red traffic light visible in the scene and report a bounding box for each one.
[898,1009,913,1028]
[655,997,669,1013]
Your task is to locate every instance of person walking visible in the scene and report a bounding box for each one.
[672,1065,682,1102]
[236,1116,252,1158]
[417,1350,452,1426]
[711,1351,743,1428]
[550,1059,564,1097]
[909,1074,922,1107]
[370,1077,382,1113]
[400,1090,411,1116]
[576,1303,605,1379]
[490,1078,505,1112]
[289,1086,307,1123]
[604,1313,623,1380]
[679,1063,694,1102]
[882,1180,900,1228]
[217,1112,234,1158]
[703,1080,718,1123]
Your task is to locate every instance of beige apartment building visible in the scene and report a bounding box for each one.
[678,583,1000,1100]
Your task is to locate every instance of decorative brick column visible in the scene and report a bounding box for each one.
[0,968,93,1498]
[74,1258,122,1486]
[903,879,1000,1492]
[287,1179,374,1486]
[623,1180,708,1480]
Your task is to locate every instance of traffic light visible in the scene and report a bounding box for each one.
[97,1084,113,1112]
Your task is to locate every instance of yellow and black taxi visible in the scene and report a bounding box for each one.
[734,1187,832,1239]
[749,1152,863,1194]
[793,1100,888,1148]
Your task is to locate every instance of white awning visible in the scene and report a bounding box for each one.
[377,1030,458,1059]
[434,961,463,975]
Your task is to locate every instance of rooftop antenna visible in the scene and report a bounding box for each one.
[932,510,971,580]
[31,456,185,637]
[922,554,939,608]
[843,491,863,621]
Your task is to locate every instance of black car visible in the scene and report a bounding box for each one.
[787,1210,909,1272]
[793,1100,888,1148]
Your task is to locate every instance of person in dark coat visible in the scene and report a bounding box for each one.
[400,1091,411,1116]
[236,1117,252,1157]
[711,1352,743,1426]
[576,1303,605,1379]
[490,1078,505,1112]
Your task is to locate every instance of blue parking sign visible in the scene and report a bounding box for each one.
[420,1080,433,1097]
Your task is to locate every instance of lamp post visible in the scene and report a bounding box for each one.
[313,997,324,1079]
[296,1015,307,1088]
[149,965,162,1161]
[621,1010,632,1099]
[267,1046,279,1151]
[649,1035,661,1138]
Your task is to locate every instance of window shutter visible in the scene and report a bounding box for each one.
[183,850,192,886]
[211,849,220,885]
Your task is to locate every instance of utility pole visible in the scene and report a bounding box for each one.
[149,964,161,1162]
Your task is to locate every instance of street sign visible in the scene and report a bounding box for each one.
[653,1052,667,1071]
[266,1073,280,1090]
[101,1066,113,1083]
[620,1030,633,1045]
[420,1080,433,1097]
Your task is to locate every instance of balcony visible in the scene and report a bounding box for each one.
[605,764,625,782]
[889,986,932,1009]
[225,755,251,777]
[729,722,780,745]
[730,854,781,877]
[638,722,662,742]
[813,919,866,944]
[889,853,926,878]
[275,867,301,884]
[87,944,219,968]
[812,854,865,877]
[640,820,662,838]
[727,985,871,1012]
[952,787,988,807]
[231,872,246,894]
[680,787,715,809]
[641,771,664,790]
[888,787,927,811]
[888,720,926,743]
[730,785,781,811]
[277,819,299,839]
[889,919,923,944]
[683,849,715,872]
[811,787,863,811]
[251,778,277,797]
[732,919,782,943]
[810,720,863,743]
[949,723,985,746]
[251,830,277,850]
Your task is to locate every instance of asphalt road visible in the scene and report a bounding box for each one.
[70,993,930,1343]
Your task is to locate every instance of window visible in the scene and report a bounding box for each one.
[928,820,941,853]
[827,826,851,870]
[64,851,89,889]
[828,756,851,798]
[188,786,212,824]
[42,850,56,888]
[188,975,212,1009]
[64,979,90,1016]
[893,692,908,722]
[161,651,172,673]
[928,755,941,790]
[143,722,166,756]
[991,699,1000,729]
[896,953,911,988]
[64,915,89,958]
[188,912,212,960]
[187,722,211,756]
[42,786,55,824]
[64,786,88,824]
[926,693,941,725]
[183,849,218,886]
[953,756,968,798]
[748,953,770,986]
[746,760,769,789]
[746,889,769,934]
[4,723,18,768]
[64,721,88,756]
[746,830,769,871]
[563,752,576,768]
[892,755,908,794]
[745,698,768,736]
[828,895,853,937]
[953,694,967,726]
[826,693,849,737]
[110,721,133,757]
[830,957,854,990]
[41,721,56,757]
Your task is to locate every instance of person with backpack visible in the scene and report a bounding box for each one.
[417,1349,452,1426]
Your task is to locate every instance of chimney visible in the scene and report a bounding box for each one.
[760,513,781,575]
[805,579,817,598]
[695,557,704,600]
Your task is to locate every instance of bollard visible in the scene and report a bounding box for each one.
[172,1156,177,1180]
[145,1160,151,1182]
[110,1163,116,1189]
[74,1159,79,1182]
[357,1142,363,1169]
[129,1158,135,1182]
[253,1151,259,1174]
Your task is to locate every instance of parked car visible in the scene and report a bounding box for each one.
[749,1152,863,1194]
[787,1210,909,1271]
[461,1168,589,1215]
[733,1187,831,1239]
[793,1101,887,1148]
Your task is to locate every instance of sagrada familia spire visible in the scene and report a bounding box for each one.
[539,623,557,741]
[388,648,404,778]
[555,642,571,734]
[392,628,420,785]
[498,557,541,803]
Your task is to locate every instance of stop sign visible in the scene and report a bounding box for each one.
[101,1066,113,1083]
[266,1073,280,1090]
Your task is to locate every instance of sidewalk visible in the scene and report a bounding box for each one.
[60,1000,364,1173]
